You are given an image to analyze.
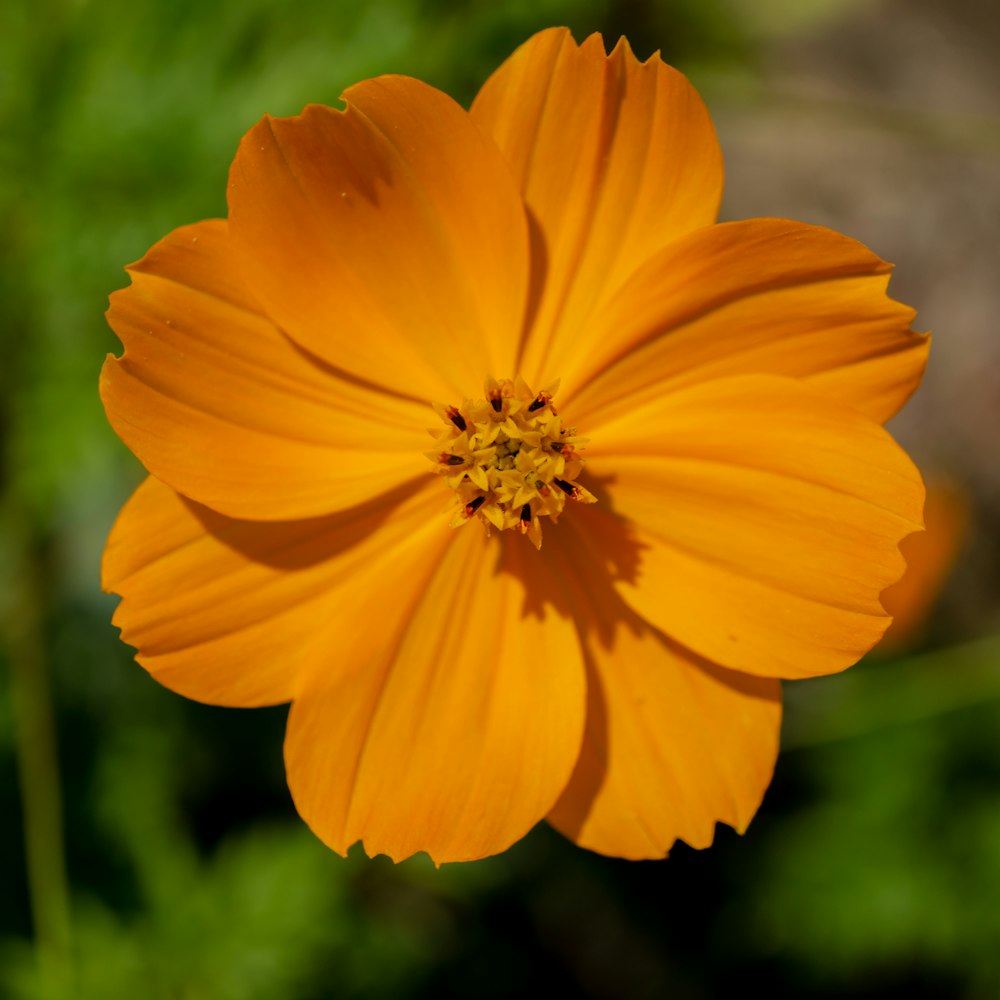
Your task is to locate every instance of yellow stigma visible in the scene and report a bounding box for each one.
[426,376,596,549]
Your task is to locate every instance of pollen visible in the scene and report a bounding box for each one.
[426,377,596,549]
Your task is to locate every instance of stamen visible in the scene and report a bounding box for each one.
[527,389,555,413]
[433,401,468,432]
[426,377,596,548]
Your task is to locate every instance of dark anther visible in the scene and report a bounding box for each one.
[490,396,503,412]
[466,496,486,514]
[520,503,532,522]
[447,407,467,432]
[527,396,545,412]
[554,478,576,496]
[550,441,564,452]
[442,454,464,466]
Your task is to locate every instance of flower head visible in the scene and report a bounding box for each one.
[101,29,927,862]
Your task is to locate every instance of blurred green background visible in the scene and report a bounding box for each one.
[2,0,999,996]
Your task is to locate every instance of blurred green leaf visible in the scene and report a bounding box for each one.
[785,635,1000,748]
[725,636,1000,995]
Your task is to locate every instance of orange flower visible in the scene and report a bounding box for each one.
[101,29,928,862]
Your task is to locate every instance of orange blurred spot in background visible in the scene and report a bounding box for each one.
[880,479,969,653]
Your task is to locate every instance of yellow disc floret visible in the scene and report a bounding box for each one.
[426,377,596,549]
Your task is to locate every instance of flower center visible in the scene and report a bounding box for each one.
[426,377,596,549]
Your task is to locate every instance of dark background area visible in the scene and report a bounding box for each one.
[2,0,999,996]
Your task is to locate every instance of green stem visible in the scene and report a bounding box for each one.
[4,507,72,996]
[2,2,78,992]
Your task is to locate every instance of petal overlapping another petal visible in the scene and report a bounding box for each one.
[545,519,781,860]
[285,527,586,864]
[471,28,723,385]
[102,475,447,707]
[102,220,429,520]
[586,374,925,679]
[99,26,932,868]
[228,75,530,403]
[566,219,928,422]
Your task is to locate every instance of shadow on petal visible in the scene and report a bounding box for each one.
[183,478,425,571]
[493,476,782,859]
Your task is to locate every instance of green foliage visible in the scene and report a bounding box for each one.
[3,0,999,997]
[2,720,446,1000]
[730,705,1000,997]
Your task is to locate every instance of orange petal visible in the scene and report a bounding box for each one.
[102,220,430,520]
[585,374,924,679]
[227,76,529,402]
[471,28,723,386]
[567,218,928,424]
[285,528,586,864]
[545,521,780,858]
[102,475,447,708]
